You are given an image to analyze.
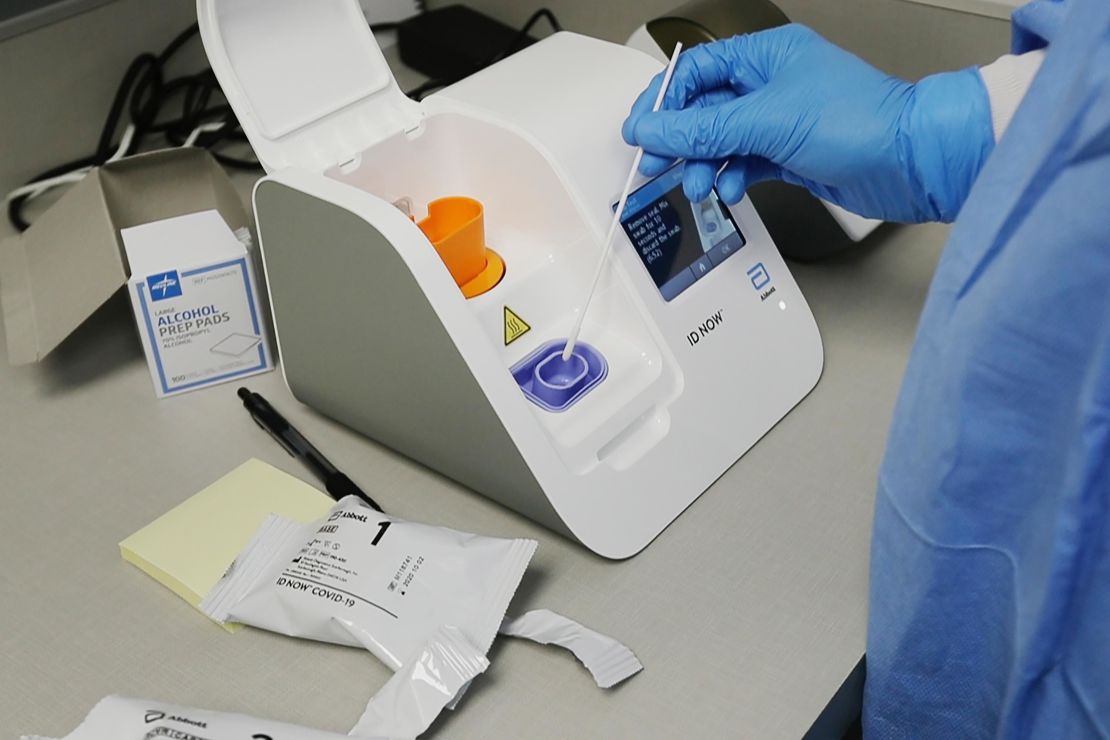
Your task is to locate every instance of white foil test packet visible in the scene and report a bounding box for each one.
[350,625,488,737]
[21,696,374,740]
[23,627,488,740]
[202,496,537,671]
[500,609,643,688]
[442,607,643,712]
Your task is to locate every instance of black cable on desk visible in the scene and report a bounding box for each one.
[490,7,562,64]
[8,23,261,233]
[404,6,562,101]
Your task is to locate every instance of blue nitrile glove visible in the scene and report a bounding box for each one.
[622,25,995,223]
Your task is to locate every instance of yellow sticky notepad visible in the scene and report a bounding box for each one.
[120,458,332,630]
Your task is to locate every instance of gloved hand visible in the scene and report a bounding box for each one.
[622,25,995,223]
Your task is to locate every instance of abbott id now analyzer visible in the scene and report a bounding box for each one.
[197,0,823,558]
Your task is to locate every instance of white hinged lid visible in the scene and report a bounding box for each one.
[197,0,422,173]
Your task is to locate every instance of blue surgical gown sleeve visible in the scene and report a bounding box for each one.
[863,0,1110,737]
[1012,0,1070,53]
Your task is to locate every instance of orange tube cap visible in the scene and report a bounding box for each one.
[417,196,505,298]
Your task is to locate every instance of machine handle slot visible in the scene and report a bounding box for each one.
[597,407,670,471]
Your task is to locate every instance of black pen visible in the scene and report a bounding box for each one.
[237,387,383,512]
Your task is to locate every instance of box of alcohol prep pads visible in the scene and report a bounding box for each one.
[121,210,273,397]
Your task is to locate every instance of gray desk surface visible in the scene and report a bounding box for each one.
[0,27,953,740]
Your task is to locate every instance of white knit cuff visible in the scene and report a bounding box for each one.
[978,49,1046,141]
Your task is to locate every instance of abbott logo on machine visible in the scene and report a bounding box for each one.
[747,262,778,302]
[746,262,770,290]
[147,270,183,301]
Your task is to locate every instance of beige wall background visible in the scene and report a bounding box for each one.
[0,0,1011,197]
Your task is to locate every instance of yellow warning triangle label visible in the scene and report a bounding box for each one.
[504,305,531,346]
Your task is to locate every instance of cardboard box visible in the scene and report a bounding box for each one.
[121,210,273,397]
[0,148,271,372]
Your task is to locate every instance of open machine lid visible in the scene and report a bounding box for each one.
[197,0,422,173]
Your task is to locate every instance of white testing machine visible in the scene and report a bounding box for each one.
[198,0,823,558]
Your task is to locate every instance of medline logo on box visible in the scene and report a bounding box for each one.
[147,270,182,301]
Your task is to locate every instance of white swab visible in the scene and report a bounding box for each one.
[563,42,684,362]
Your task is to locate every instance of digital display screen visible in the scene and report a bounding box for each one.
[617,164,746,301]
